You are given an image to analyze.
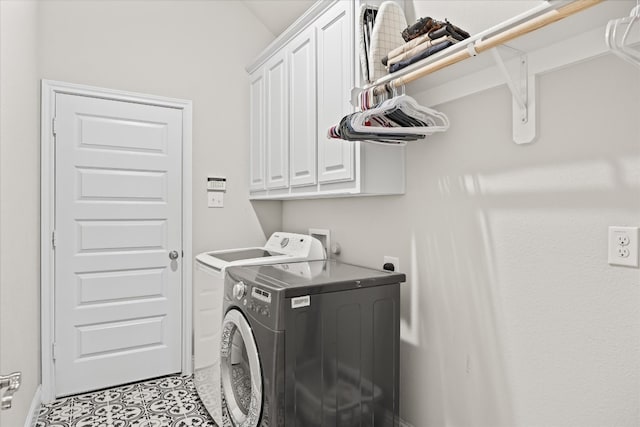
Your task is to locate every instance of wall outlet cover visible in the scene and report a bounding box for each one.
[608,226,639,267]
[208,191,224,208]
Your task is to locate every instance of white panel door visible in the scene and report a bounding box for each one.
[249,70,266,191]
[289,26,317,188]
[317,0,355,184]
[54,93,183,397]
[265,52,289,190]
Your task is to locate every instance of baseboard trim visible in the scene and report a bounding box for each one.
[24,385,41,427]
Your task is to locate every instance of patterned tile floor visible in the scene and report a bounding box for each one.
[36,374,223,427]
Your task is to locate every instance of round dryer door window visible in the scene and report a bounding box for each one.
[220,309,263,427]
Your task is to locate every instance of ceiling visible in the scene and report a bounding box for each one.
[241,0,317,36]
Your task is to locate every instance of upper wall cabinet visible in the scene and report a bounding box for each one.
[248,71,265,192]
[316,1,354,185]
[265,51,289,190]
[289,26,317,188]
[246,0,406,200]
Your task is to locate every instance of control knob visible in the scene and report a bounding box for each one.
[233,281,247,300]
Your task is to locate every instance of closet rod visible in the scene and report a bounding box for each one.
[374,0,603,95]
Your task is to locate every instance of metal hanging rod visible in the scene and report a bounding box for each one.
[373,0,604,95]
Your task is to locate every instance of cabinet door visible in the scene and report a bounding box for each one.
[249,70,266,191]
[316,1,355,184]
[289,27,317,188]
[265,52,289,190]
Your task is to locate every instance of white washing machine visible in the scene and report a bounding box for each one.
[193,232,325,425]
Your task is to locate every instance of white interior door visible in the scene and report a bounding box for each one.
[54,93,183,397]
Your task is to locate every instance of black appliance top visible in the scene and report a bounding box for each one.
[226,259,406,298]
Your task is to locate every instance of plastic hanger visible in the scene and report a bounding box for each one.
[606,4,640,69]
[329,84,449,144]
[350,94,449,136]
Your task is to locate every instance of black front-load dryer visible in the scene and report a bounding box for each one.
[220,259,405,427]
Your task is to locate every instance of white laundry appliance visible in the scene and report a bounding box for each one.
[193,232,325,424]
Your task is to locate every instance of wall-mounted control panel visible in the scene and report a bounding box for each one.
[207,176,227,192]
[207,176,226,208]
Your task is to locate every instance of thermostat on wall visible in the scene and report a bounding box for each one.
[207,176,226,191]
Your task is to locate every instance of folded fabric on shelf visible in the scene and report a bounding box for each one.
[401,16,442,42]
[382,32,434,66]
[402,16,470,43]
[383,18,470,66]
[386,35,455,68]
[428,20,471,41]
[388,40,454,73]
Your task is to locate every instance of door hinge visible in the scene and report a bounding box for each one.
[52,117,57,136]
[52,230,56,249]
[52,343,57,361]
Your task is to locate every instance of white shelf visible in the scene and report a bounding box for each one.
[360,0,635,144]
[370,0,634,99]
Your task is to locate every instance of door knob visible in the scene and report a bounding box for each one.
[169,250,180,260]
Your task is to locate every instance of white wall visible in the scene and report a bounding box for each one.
[282,43,640,427]
[0,1,281,424]
[0,1,41,426]
[38,0,282,254]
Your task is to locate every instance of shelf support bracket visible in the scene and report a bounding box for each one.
[491,46,536,144]
[350,86,362,109]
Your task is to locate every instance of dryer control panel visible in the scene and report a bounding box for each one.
[247,287,271,318]
[225,269,287,331]
[252,287,271,303]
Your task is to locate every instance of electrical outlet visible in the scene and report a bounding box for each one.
[608,226,639,267]
[617,235,630,246]
[383,256,399,272]
[207,191,224,208]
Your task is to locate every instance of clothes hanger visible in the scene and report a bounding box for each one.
[350,92,450,136]
[606,4,640,69]
[619,5,640,63]
[330,83,449,143]
[328,111,426,143]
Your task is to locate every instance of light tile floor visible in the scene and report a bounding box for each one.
[36,374,225,427]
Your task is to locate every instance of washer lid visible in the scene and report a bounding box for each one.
[195,246,288,272]
[226,260,406,298]
[195,232,325,271]
[211,249,274,263]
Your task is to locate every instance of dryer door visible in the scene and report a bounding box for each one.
[221,309,263,427]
